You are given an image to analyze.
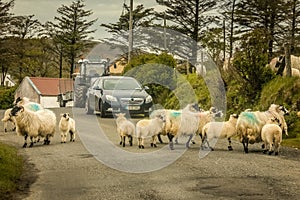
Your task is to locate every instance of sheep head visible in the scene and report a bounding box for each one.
[61,113,70,121]
[10,106,24,117]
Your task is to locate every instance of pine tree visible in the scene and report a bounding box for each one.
[51,0,97,78]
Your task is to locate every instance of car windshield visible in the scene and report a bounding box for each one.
[81,63,105,76]
[103,78,141,90]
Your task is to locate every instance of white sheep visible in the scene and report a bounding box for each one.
[1,108,16,132]
[59,113,76,143]
[261,118,282,155]
[136,114,165,149]
[201,114,239,151]
[10,105,56,148]
[14,97,43,112]
[236,104,288,153]
[115,113,135,147]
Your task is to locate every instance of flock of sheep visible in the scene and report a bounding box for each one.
[1,97,76,148]
[116,103,291,155]
[1,97,296,156]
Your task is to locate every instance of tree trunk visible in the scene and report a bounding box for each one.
[285,43,292,77]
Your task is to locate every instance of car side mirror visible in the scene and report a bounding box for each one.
[144,86,149,90]
[93,85,101,90]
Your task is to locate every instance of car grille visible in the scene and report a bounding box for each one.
[120,98,144,105]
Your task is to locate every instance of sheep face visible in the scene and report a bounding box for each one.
[10,106,24,117]
[61,113,70,120]
[279,105,289,115]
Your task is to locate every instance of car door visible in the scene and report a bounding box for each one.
[94,78,103,111]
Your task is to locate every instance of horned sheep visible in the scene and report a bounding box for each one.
[59,113,76,143]
[201,114,239,151]
[10,105,56,148]
[115,113,135,147]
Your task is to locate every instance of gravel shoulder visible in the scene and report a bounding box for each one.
[0,108,300,200]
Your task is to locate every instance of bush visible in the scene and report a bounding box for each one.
[258,76,300,138]
[0,86,17,109]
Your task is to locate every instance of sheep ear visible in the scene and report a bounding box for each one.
[60,114,64,117]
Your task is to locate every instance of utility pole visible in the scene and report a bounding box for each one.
[128,0,133,63]
[164,11,167,50]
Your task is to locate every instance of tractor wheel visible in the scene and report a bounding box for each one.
[74,85,86,108]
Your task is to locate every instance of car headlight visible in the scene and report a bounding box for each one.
[105,95,117,102]
[145,95,153,104]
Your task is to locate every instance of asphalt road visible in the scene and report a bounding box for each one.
[0,107,300,200]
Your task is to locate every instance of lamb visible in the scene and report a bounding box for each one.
[10,105,56,148]
[261,118,282,155]
[236,104,288,153]
[59,113,76,143]
[136,114,165,149]
[115,113,135,147]
[201,114,239,151]
[1,108,15,132]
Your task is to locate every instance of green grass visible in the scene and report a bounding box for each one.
[282,137,300,149]
[0,142,23,200]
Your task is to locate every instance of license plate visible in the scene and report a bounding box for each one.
[127,106,140,110]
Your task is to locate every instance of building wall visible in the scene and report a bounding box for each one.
[40,96,60,108]
[14,77,40,103]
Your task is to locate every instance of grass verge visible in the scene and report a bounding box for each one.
[282,137,300,149]
[0,142,23,200]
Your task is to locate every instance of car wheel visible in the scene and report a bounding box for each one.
[99,100,106,118]
[85,98,93,115]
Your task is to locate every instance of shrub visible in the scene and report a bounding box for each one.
[0,86,17,109]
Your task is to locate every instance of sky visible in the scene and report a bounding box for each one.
[10,0,165,40]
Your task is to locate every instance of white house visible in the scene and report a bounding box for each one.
[1,74,16,87]
[15,76,73,108]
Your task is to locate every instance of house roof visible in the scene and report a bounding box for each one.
[28,77,73,96]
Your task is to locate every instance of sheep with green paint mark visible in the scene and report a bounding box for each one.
[236,104,289,153]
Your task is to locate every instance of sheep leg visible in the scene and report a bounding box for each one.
[185,134,193,148]
[119,136,123,145]
[29,136,34,148]
[129,136,133,146]
[141,138,145,149]
[227,138,233,151]
[157,133,164,144]
[274,143,280,156]
[167,133,174,150]
[242,137,249,153]
[263,142,268,154]
[69,131,75,142]
[151,135,157,148]
[138,138,141,148]
[23,134,28,148]
[122,136,126,147]
[268,142,274,155]
[205,138,214,151]
[4,122,7,132]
